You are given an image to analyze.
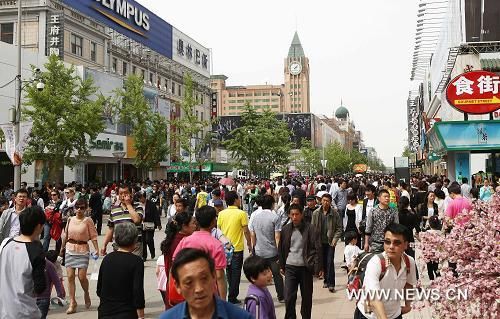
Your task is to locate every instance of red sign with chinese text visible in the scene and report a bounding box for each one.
[446,70,500,114]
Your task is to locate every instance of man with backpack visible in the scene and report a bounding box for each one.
[354,223,417,319]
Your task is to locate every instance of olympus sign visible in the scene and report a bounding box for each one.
[95,0,150,31]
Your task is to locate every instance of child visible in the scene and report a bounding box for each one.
[243,255,276,319]
[426,216,442,280]
[0,206,47,318]
[37,251,66,319]
[344,231,363,272]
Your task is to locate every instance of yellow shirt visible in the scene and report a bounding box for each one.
[217,206,248,252]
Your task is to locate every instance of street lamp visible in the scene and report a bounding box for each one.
[112,151,126,181]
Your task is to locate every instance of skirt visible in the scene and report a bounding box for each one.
[65,252,90,269]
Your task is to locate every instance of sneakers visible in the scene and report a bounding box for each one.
[322,283,328,288]
[278,298,285,303]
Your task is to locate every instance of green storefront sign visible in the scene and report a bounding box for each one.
[167,162,212,173]
[89,138,124,151]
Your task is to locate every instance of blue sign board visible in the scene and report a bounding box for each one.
[428,120,500,151]
[63,0,172,58]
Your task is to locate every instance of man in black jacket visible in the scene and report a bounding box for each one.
[278,204,322,319]
[89,187,103,235]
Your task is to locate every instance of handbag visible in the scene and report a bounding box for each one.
[143,222,156,231]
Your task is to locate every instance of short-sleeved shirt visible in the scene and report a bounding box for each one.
[357,252,417,319]
[248,209,280,258]
[217,206,248,252]
[445,197,472,225]
[173,231,227,270]
[196,191,208,208]
[108,202,144,237]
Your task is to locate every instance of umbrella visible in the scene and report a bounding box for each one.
[219,177,235,186]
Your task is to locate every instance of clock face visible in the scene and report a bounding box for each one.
[289,62,302,75]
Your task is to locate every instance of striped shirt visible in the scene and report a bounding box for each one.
[108,202,144,236]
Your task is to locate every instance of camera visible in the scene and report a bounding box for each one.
[36,81,45,91]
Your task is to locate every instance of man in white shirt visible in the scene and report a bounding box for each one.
[460,177,472,199]
[355,223,417,319]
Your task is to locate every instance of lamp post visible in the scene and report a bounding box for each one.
[112,151,126,181]
[13,0,22,191]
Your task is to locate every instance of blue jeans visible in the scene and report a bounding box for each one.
[322,244,335,288]
[36,298,50,319]
[42,223,51,252]
[226,251,244,302]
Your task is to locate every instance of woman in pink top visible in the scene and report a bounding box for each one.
[60,198,99,314]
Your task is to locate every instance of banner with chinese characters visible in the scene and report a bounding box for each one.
[46,11,64,58]
[0,122,33,165]
[446,70,500,114]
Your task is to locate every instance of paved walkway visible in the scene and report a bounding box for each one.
[48,215,433,318]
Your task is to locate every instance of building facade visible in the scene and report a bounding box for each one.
[0,0,212,185]
[212,31,310,116]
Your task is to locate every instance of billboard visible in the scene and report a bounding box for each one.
[215,113,312,148]
[446,71,500,114]
[63,0,173,58]
[464,0,500,42]
[172,28,210,78]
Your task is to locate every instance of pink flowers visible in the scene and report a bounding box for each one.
[418,194,500,319]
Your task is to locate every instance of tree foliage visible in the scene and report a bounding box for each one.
[169,74,209,182]
[295,138,320,176]
[224,103,291,177]
[113,74,169,171]
[22,54,105,167]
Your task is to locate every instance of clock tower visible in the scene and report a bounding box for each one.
[284,32,310,113]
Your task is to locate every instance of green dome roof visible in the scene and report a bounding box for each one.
[335,106,349,119]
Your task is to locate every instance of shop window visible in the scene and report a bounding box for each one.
[90,41,97,62]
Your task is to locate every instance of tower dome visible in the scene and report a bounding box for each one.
[335,105,349,119]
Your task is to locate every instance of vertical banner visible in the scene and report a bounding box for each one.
[0,124,15,164]
[0,122,33,165]
[455,152,470,183]
[46,11,65,58]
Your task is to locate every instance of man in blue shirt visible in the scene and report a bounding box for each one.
[160,248,252,319]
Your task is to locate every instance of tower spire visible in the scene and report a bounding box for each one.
[288,31,305,58]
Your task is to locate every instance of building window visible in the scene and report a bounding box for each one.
[122,61,127,76]
[262,92,270,96]
[112,57,117,73]
[178,84,181,96]
[70,33,83,56]
[132,65,137,74]
[171,82,176,94]
[90,41,97,62]
[237,93,244,97]
[228,92,236,97]
[0,23,14,44]
[140,69,145,79]
[149,72,154,84]
[201,112,204,121]
[157,76,161,88]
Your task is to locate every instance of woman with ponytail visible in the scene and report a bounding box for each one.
[156,212,197,308]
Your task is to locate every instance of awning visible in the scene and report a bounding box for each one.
[480,58,500,72]
[427,120,500,153]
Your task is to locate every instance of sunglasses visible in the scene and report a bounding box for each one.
[51,193,58,196]
[75,206,86,210]
[383,239,403,247]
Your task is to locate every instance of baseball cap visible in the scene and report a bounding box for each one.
[306,195,316,201]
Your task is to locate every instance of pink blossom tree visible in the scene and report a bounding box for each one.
[418,194,499,318]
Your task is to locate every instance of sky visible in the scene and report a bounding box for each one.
[139,0,418,166]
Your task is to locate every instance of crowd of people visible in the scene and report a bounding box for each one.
[0,172,497,319]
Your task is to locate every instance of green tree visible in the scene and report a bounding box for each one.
[224,103,291,177]
[295,138,320,176]
[324,141,351,174]
[402,145,414,158]
[22,54,105,168]
[113,74,169,172]
[169,74,209,182]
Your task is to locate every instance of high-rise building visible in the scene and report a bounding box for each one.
[212,31,310,116]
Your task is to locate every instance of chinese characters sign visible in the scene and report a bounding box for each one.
[173,27,210,78]
[46,12,64,58]
[446,70,500,114]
